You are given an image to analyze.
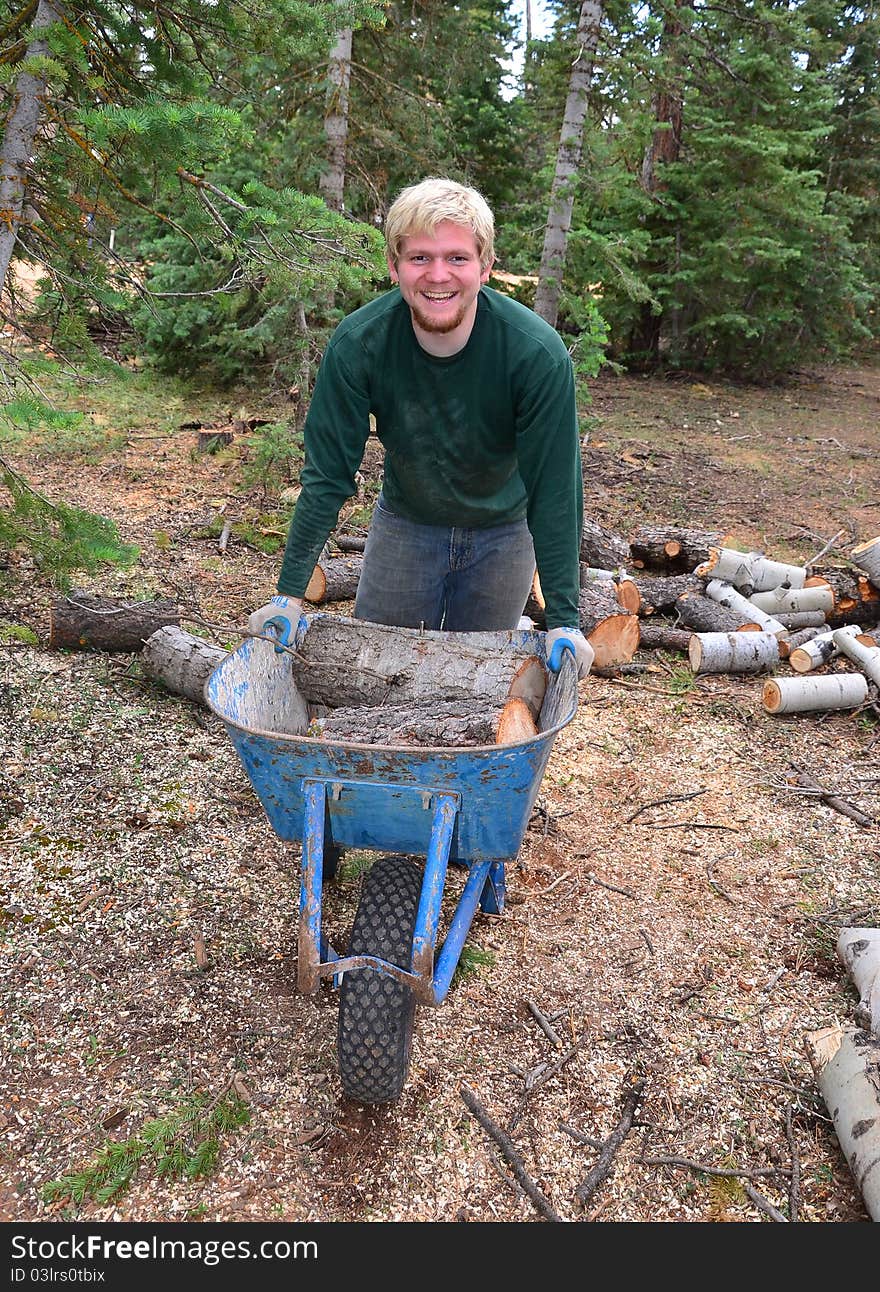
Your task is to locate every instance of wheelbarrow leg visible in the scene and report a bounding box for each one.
[298,780,327,994]
[479,860,506,915]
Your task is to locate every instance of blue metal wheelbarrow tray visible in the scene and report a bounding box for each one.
[205,614,578,1103]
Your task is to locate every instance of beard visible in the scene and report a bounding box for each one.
[409,298,467,334]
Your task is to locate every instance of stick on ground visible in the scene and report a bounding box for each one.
[460,1085,565,1222]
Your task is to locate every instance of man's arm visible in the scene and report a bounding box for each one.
[277,341,373,597]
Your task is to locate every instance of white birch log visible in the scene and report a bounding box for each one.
[749,585,834,616]
[749,556,808,593]
[788,625,860,674]
[696,548,808,595]
[851,535,880,585]
[804,1025,880,1221]
[786,626,826,653]
[834,628,880,687]
[704,580,788,638]
[142,627,228,707]
[775,610,828,630]
[837,928,880,1036]
[762,673,868,715]
[688,631,779,675]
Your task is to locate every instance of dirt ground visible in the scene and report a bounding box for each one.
[1,359,879,1225]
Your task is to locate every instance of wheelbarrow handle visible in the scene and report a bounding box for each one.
[547,636,577,674]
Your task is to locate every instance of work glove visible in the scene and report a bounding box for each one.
[247,594,304,642]
[545,626,594,679]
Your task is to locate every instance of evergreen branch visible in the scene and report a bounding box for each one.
[0,0,37,46]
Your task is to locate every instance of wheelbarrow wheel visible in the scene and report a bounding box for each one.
[337,854,422,1104]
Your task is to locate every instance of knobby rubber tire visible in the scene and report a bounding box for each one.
[337,854,422,1104]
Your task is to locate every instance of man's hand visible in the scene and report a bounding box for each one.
[247,594,304,637]
[545,626,594,679]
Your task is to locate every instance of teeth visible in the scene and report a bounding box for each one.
[423,292,454,301]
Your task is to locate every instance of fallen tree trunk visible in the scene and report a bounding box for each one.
[142,626,228,705]
[638,623,692,653]
[834,626,880,687]
[304,555,362,604]
[633,573,701,616]
[837,928,880,1035]
[291,617,548,711]
[630,526,729,572]
[804,1025,880,1221]
[762,673,868,715]
[788,625,860,674]
[749,584,834,616]
[578,583,640,667]
[49,592,180,651]
[775,610,827,631]
[688,631,779,675]
[809,567,880,626]
[675,590,758,634]
[705,580,787,638]
[696,549,807,596]
[850,535,880,585]
[580,517,630,569]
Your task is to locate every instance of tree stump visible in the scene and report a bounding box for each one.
[49,592,180,652]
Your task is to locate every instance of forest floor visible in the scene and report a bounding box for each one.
[1,356,879,1225]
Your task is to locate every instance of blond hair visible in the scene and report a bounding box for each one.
[385,178,495,270]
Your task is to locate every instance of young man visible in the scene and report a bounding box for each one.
[248,177,593,676]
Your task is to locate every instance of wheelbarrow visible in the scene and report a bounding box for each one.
[205,614,579,1103]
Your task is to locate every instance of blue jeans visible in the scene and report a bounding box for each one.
[354,495,536,631]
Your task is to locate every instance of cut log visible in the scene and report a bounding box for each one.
[334,533,367,553]
[638,623,692,653]
[704,580,787,638]
[837,928,880,1036]
[675,590,758,634]
[786,626,825,653]
[308,698,502,747]
[809,568,873,620]
[578,583,640,667]
[834,628,880,687]
[49,592,180,652]
[630,526,729,572]
[196,428,233,453]
[696,548,807,595]
[523,570,546,623]
[851,535,880,585]
[788,625,860,674]
[580,564,640,613]
[580,518,630,569]
[304,555,362,604]
[762,673,868,715]
[689,631,779,675]
[142,626,228,706]
[749,584,834,616]
[495,697,539,745]
[290,617,547,709]
[633,573,701,616]
[508,656,548,720]
[804,1026,880,1221]
[775,610,827,631]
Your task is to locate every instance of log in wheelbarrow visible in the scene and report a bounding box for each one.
[205,615,579,1104]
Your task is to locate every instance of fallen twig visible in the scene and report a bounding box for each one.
[642,1155,790,1180]
[785,1105,801,1223]
[527,1000,563,1049]
[705,858,736,903]
[460,1085,565,1222]
[576,1074,646,1206]
[625,788,707,823]
[788,762,875,828]
[743,1181,788,1222]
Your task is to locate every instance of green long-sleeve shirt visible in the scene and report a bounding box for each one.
[278,285,583,628]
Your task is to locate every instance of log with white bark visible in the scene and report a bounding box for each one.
[49,592,180,652]
[837,928,880,1036]
[638,623,692,653]
[834,627,880,687]
[804,1025,880,1221]
[850,535,880,585]
[762,672,869,715]
[580,518,631,569]
[629,526,729,572]
[688,631,779,675]
[290,617,548,711]
[704,580,788,638]
[308,698,504,747]
[696,548,807,595]
[786,625,826,653]
[788,625,860,674]
[775,610,827,630]
[633,573,702,616]
[749,584,834,616]
[142,626,229,707]
[304,555,363,604]
[577,583,640,667]
[675,590,759,634]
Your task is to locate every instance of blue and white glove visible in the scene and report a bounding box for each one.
[545,626,594,679]
[247,594,304,638]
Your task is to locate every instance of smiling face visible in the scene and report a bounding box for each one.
[388,220,493,354]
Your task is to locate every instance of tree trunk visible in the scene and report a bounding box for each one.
[630,525,726,572]
[834,626,880,686]
[290,617,547,711]
[580,517,630,568]
[837,928,880,1035]
[704,580,787,638]
[749,584,833,616]
[788,625,860,674]
[0,0,62,292]
[696,549,807,596]
[638,622,692,653]
[141,626,228,706]
[49,592,180,651]
[804,1025,880,1221]
[533,0,604,327]
[810,567,880,628]
[318,15,353,213]
[688,631,779,675]
[762,673,868,715]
